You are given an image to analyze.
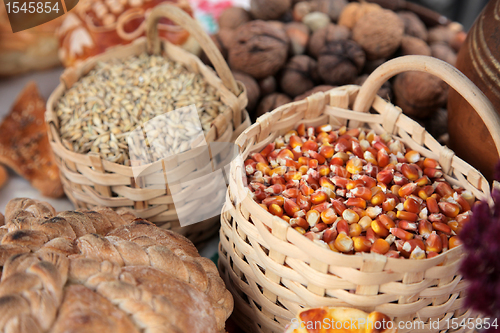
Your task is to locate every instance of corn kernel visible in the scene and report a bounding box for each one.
[371,239,390,254]
[334,233,354,252]
[342,209,360,224]
[371,219,389,237]
[346,157,363,174]
[353,236,371,252]
[349,223,362,237]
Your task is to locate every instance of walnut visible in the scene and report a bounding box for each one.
[256,93,292,118]
[294,85,335,101]
[393,71,448,118]
[400,35,431,56]
[201,29,234,65]
[338,2,381,29]
[355,75,392,100]
[233,71,261,112]
[303,12,331,32]
[317,39,365,85]
[218,7,251,30]
[352,9,404,60]
[250,0,291,20]
[308,23,350,59]
[228,21,289,79]
[293,2,312,21]
[280,55,319,97]
[285,22,310,56]
[428,23,465,52]
[309,0,348,22]
[398,11,428,41]
[259,76,277,96]
[430,43,457,66]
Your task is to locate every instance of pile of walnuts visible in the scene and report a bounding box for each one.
[209,0,466,141]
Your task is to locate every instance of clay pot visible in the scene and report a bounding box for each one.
[448,0,500,181]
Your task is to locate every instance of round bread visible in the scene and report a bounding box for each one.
[0,198,233,333]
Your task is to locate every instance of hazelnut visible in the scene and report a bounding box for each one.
[250,0,291,20]
[428,23,464,51]
[309,0,347,22]
[259,76,277,96]
[352,9,404,60]
[393,71,448,118]
[285,22,310,56]
[303,12,331,32]
[355,74,392,100]
[280,55,319,97]
[218,7,251,30]
[338,2,381,29]
[400,35,431,56]
[430,43,457,66]
[294,85,335,101]
[317,39,365,85]
[228,21,289,79]
[233,71,261,112]
[398,11,428,41]
[293,1,312,21]
[308,23,350,59]
[256,93,292,118]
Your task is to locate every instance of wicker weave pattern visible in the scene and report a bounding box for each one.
[46,5,250,244]
[218,74,493,333]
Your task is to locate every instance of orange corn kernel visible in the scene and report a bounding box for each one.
[294,227,306,234]
[346,157,363,174]
[330,164,350,178]
[262,196,285,207]
[290,217,309,229]
[426,197,439,214]
[398,183,417,197]
[432,221,452,234]
[306,209,321,227]
[418,185,434,200]
[455,195,471,213]
[330,152,349,166]
[401,163,419,181]
[371,219,390,237]
[342,209,360,224]
[319,177,335,190]
[398,220,417,232]
[350,187,372,200]
[376,169,393,185]
[300,181,314,196]
[346,179,364,190]
[284,171,302,182]
[349,223,363,237]
[297,123,306,136]
[378,214,396,229]
[404,197,420,213]
[260,143,276,157]
[334,233,354,253]
[331,199,347,215]
[440,233,449,251]
[284,199,300,216]
[390,227,414,240]
[296,193,310,210]
[303,140,319,152]
[415,176,430,186]
[425,232,442,253]
[373,140,389,153]
[346,128,360,137]
[258,203,268,211]
[438,202,460,218]
[366,226,379,243]
[371,192,386,206]
[311,191,328,205]
[424,167,443,179]
[377,148,390,168]
[385,250,400,258]
[319,145,334,159]
[435,182,454,197]
[318,165,330,177]
[346,198,367,209]
[270,166,287,177]
[265,184,285,195]
[423,157,439,169]
[371,239,390,255]
[323,228,338,243]
[353,236,372,252]
[282,188,300,198]
[386,210,397,220]
[359,175,377,189]
[449,236,462,249]
[396,210,418,222]
[245,159,257,175]
[282,215,291,223]
[269,204,284,217]
[321,207,337,224]
[404,150,420,163]
[409,246,426,260]
[358,216,372,231]
[289,135,303,149]
[364,150,377,165]
[337,219,350,235]
[426,251,439,259]
[382,197,397,212]
[352,141,364,158]
[252,152,268,165]
[256,162,271,176]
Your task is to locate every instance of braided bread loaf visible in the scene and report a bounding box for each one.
[0,198,233,333]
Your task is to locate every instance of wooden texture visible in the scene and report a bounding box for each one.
[45,4,250,244]
[218,56,494,333]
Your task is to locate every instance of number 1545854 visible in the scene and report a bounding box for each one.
[5,1,60,14]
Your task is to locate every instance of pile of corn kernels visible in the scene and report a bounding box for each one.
[244,124,474,259]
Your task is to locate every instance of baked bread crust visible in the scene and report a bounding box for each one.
[0,83,64,198]
[0,198,233,333]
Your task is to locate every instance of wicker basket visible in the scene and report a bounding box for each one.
[45,4,250,245]
[218,55,500,333]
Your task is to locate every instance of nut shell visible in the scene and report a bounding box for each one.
[309,0,347,22]
[202,29,234,64]
[317,39,365,85]
[233,71,261,112]
[352,9,404,60]
[280,55,319,97]
[393,71,448,118]
[400,35,431,56]
[0,166,7,190]
[430,43,457,66]
[398,11,428,41]
[259,76,277,96]
[218,7,251,30]
[228,21,289,79]
[308,23,350,59]
[256,93,292,118]
[338,2,381,29]
[250,0,291,20]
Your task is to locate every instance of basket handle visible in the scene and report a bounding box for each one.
[145,3,240,96]
[353,55,500,156]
